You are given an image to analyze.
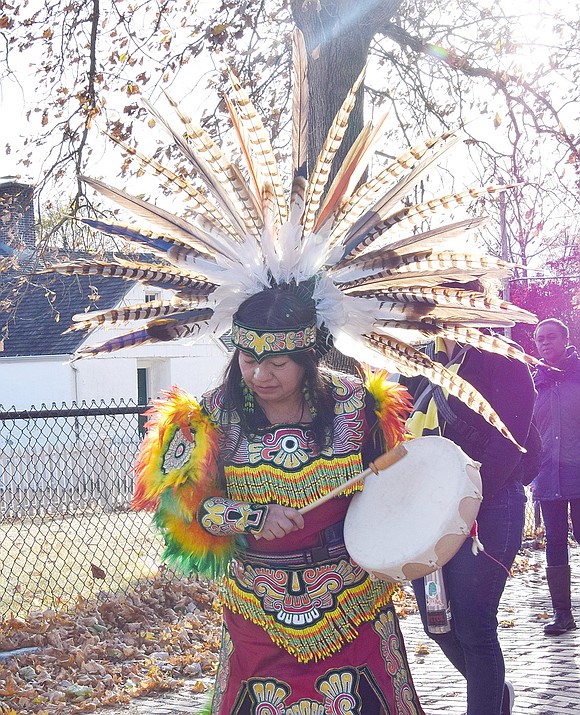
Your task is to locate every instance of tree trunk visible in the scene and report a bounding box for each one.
[291,0,403,180]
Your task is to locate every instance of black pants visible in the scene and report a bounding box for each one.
[540,497,580,566]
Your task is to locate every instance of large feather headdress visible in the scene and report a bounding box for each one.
[43,30,537,449]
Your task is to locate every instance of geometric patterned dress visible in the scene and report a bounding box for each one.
[201,373,424,714]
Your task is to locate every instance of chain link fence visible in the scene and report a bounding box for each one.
[0,400,167,619]
[0,400,540,620]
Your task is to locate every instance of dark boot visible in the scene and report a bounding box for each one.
[501,680,515,715]
[544,564,577,635]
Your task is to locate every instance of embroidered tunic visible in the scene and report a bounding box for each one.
[199,373,424,714]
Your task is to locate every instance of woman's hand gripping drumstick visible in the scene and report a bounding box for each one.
[298,442,408,515]
[254,444,408,539]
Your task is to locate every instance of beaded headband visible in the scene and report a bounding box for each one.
[231,320,317,361]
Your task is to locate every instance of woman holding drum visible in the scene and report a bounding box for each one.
[133,279,535,714]
[134,285,425,714]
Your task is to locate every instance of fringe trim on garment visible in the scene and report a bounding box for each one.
[220,572,396,663]
[226,453,364,508]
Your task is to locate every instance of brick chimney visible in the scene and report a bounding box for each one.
[0,179,35,254]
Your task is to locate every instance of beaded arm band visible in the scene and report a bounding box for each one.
[199,496,269,536]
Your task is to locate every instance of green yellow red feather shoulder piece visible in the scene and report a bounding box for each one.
[132,385,219,509]
[364,369,413,449]
[132,385,238,578]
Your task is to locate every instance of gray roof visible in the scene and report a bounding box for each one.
[0,271,133,357]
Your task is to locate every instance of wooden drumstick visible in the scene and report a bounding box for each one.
[298,442,408,515]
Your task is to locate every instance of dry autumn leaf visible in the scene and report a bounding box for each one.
[0,576,221,714]
[90,564,106,580]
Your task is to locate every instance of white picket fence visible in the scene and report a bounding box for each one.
[0,438,141,517]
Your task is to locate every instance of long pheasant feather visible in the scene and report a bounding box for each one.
[41,260,215,290]
[371,296,518,327]
[161,92,264,237]
[340,183,516,262]
[223,92,262,205]
[339,251,514,291]
[359,285,537,324]
[77,217,216,263]
[292,28,309,178]
[340,134,462,246]
[259,182,281,279]
[372,320,540,368]
[68,299,209,332]
[301,66,366,236]
[428,324,542,367]
[314,113,389,234]
[75,310,213,360]
[329,128,459,247]
[383,184,517,232]
[227,69,288,226]
[104,134,241,242]
[330,217,489,276]
[142,97,259,240]
[145,308,215,342]
[75,328,157,359]
[79,176,231,258]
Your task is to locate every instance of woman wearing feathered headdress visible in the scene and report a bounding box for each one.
[133,282,423,713]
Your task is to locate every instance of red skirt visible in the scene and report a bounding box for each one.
[210,602,424,714]
[209,501,424,714]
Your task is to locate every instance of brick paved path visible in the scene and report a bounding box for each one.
[402,544,580,715]
[98,545,580,715]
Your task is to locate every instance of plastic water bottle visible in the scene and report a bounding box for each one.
[424,568,451,633]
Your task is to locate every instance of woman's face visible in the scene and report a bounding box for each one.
[239,352,306,407]
[534,323,567,366]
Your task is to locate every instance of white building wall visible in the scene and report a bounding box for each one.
[0,285,232,410]
[0,343,229,410]
[0,357,76,409]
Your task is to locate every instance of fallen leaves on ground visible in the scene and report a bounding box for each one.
[391,585,420,619]
[510,552,542,576]
[0,574,222,714]
[0,547,543,713]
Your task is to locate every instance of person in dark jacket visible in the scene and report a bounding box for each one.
[402,333,535,715]
[533,318,580,635]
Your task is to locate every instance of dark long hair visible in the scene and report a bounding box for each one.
[220,286,335,450]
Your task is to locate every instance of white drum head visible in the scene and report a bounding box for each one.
[344,435,482,582]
